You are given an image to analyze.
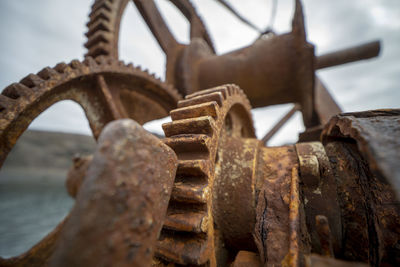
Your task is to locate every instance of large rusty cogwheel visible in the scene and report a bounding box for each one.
[85,0,214,60]
[155,84,255,265]
[0,56,181,166]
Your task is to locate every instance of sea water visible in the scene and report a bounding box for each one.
[0,170,74,258]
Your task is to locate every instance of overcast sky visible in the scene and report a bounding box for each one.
[0,0,399,145]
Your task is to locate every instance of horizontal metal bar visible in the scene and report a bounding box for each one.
[315,40,380,70]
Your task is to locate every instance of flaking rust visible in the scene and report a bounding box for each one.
[0,0,399,266]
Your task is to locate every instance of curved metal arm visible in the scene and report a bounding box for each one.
[49,119,178,267]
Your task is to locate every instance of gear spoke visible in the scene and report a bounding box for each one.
[96,74,126,119]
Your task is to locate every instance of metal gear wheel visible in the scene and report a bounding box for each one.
[156,84,255,265]
[0,56,181,167]
[84,0,215,60]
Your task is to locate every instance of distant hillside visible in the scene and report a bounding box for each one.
[0,130,96,183]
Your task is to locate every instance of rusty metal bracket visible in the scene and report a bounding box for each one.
[295,142,342,256]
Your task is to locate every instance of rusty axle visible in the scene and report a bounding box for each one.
[316,40,381,70]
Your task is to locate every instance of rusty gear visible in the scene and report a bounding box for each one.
[0,56,181,167]
[156,84,255,265]
[85,0,129,59]
[84,0,214,59]
[1,0,399,266]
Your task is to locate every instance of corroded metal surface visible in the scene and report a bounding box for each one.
[295,142,342,255]
[322,109,400,196]
[0,56,181,167]
[0,0,399,266]
[159,84,255,265]
[84,0,380,131]
[324,141,400,266]
[232,251,261,267]
[49,119,178,267]
[305,254,368,267]
[213,137,259,252]
[315,40,380,70]
[254,145,301,266]
[66,155,93,198]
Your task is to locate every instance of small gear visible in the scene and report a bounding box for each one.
[157,84,255,265]
[0,56,181,166]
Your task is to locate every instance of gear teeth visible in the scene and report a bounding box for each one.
[69,60,84,69]
[86,42,111,58]
[84,0,129,59]
[163,116,215,137]
[226,84,238,95]
[95,55,109,65]
[164,135,211,159]
[88,7,111,24]
[2,83,30,99]
[85,30,112,48]
[86,18,111,37]
[171,182,209,204]
[0,95,15,112]
[1,58,182,176]
[20,74,44,88]
[37,67,58,80]
[178,92,224,108]
[177,160,209,178]
[82,57,98,67]
[117,60,125,67]
[170,102,219,120]
[185,86,229,100]
[160,84,255,265]
[156,233,209,265]
[90,0,112,14]
[164,212,208,233]
[54,62,72,74]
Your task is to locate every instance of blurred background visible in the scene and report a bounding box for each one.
[0,0,399,258]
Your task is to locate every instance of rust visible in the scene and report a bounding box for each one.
[213,137,260,251]
[295,142,342,256]
[232,251,262,267]
[305,254,368,267]
[282,167,302,267]
[49,119,178,267]
[324,141,400,266]
[254,145,300,266]
[0,56,181,167]
[322,109,400,197]
[159,85,255,265]
[315,40,381,70]
[83,0,381,131]
[66,155,92,198]
[0,0,399,266]
[315,215,334,257]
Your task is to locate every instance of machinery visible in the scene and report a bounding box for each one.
[0,0,399,266]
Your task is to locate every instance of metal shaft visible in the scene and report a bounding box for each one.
[316,40,381,70]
